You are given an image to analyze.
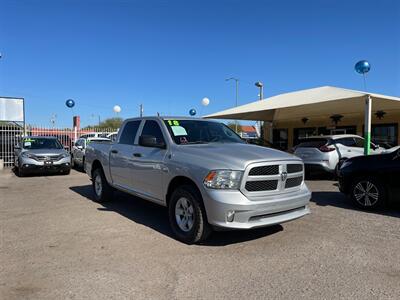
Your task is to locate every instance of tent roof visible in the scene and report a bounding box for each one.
[204,86,400,122]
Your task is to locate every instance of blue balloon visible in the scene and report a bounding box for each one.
[65,99,75,108]
[355,60,371,74]
[189,108,196,116]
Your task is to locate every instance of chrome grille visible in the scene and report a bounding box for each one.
[36,155,62,162]
[287,164,303,173]
[249,165,279,176]
[285,176,303,188]
[245,180,278,192]
[242,161,304,197]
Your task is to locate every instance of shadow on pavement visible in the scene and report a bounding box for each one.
[69,184,283,246]
[312,191,400,218]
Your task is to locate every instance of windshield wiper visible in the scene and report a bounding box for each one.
[184,141,209,145]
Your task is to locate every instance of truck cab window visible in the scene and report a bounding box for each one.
[141,120,165,145]
[119,121,141,145]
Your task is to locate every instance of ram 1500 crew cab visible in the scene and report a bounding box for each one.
[85,117,311,243]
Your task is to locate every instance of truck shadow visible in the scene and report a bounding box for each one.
[69,184,283,246]
[311,191,400,218]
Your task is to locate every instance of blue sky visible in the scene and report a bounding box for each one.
[1,0,399,127]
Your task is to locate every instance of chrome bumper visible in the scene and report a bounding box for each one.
[202,184,311,229]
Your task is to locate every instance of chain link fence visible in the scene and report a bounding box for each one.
[0,123,117,168]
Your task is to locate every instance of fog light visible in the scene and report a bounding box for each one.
[226,210,235,222]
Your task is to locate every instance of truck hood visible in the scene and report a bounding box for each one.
[173,143,300,170]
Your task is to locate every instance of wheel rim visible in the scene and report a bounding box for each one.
[94,174,103,197]
[175,197,194,232]
[353,181,379,207]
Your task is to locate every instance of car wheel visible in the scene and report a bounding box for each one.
[168,185,212,244]
[16,161,25,177]
[350,178,386,209]
[92,168,114,202]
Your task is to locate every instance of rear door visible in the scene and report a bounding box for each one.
[109,120,142,189]
[131,119,168,202]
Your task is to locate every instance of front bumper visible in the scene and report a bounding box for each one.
[202,184,311,229]
[19,157,71,174]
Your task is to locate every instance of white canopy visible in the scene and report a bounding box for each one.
[204,86,400,122]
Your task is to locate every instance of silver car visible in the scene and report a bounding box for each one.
[85,117,311,244]
[71,137,110,169]
[294,134,383,176]
[14,136,71,177]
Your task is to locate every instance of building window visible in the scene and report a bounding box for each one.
[273,128,288,150]
[293,127,319,146]
[371,123,398,148]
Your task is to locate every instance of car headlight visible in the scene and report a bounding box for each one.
[203,170,243,189]
[21,152,38,160]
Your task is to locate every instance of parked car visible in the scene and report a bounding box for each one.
[85,117,311,244]
[14,136,71,176]
[338,146,400,209]
[294,134,383,176]
[71,137,110,169]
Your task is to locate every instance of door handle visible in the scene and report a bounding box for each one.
[111,150,118,154]
[133,153,142,157]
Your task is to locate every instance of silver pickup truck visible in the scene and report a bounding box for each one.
[85,117,311,243]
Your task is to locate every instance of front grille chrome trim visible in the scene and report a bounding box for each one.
[240,161,305,198]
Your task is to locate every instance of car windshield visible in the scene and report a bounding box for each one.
[164,119,244,145]
[22,138,63,149]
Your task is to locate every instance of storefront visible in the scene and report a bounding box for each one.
[205,86,400,150]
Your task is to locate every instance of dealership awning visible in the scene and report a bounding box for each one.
[204,86,400,122]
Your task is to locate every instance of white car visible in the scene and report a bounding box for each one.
[294,134,384,176]
[71,137,110,169]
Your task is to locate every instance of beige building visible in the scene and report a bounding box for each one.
[205,86,400,150]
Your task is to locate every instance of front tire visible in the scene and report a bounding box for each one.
[350,178,386,209]
[168,185,212,244]
[92,168,114,203]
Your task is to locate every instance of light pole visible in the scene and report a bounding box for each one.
[226,77,239,133]
[255,81,264,140]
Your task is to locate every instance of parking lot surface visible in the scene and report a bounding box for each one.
[1,169,399,299]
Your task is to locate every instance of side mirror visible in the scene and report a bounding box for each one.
[77,146,83,150]
[14,145,21,150]
[139,135,166,149]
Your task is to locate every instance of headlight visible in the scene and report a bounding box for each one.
[21,152,37,160]
[203,170,243,189]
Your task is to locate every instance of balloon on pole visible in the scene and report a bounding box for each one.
[189,108,196,116]
[201,97,210,106]
[113,105,121,114]
[65,99,75,108]
[354,60,371,74]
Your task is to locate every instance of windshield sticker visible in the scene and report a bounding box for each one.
[24,141,32,147]
[171,125,187,136]
[167,120,180,126]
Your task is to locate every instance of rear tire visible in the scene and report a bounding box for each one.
[168,185,212,244]
[350,177,386,209]
[92,168,114,203]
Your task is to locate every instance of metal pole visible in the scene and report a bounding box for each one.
[140,104,143,117]
[235,79,239,133]
[364,94,372,155]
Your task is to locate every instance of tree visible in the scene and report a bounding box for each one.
[86,117,123,129]
[227,121,242,133]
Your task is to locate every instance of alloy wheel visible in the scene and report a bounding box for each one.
[353,180,379,207]
[175,197,194,232]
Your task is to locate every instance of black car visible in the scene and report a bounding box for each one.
[338,147,400,209]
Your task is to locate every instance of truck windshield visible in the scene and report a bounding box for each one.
[164,119,244,145]
[22,138,63,149]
